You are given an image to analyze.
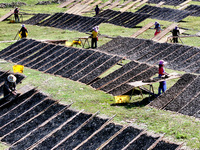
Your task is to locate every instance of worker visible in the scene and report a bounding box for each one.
[19,24,28,38]
[172,26,180,43]
[154,21,161,36]
[3,74,17,98]
[158,60,168,96]
[14,7,20,22]
[95,5,100,16]
[91,26,99,49]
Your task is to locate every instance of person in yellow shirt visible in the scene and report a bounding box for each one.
[91,26,99,48]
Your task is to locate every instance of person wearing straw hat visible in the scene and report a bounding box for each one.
[158,60,168,95]
[3,74,17,97]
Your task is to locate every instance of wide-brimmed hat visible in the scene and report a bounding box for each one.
[7,74,17,83]
[159,60,167,65]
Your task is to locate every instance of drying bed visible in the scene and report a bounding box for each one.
[59,51,103,78]
[147,0,186,6]
[0,39,131,95]
[32,113,93,149]
[45,48,81,75]
[24,45,59,67]
[31,47,67,70]
[0,84,182,149]
[55,117,108,149]
[95,9,121,20]
[179,94,200,116]
[37,13,106,32]
[135,5,191,22]
[0,39,34,59]
[177,53,200,71]
[184,5,200,16]
[125,133,159,150]
[10,108,77,150]
[91,61,139,89]
[184,61,200,73]
[23,13,50,25]
[38,13,63,26]
[0,92,48,133]
[152,140,180,149]
[11,42,46,63]
[4,40,41,61]
[1,99,58,144]
[77,123,123,150]
[149,74,200,119]
[99,64,151,93]
[168,47,200,71]
[90,61,157,96]
[163,76,200,112]
[102,126,142,150]
[107,12,150,28]
[95,9,150,28]
[79,56,122,84]
[38,47,78,72]
[149,73,197,109]
[57,50,95,77]
[69,54,112,81]
[108,66,158,96]
[146,44,182,65]
[98,37,200,74]
[18,44,55,65]
[0,89,37,116]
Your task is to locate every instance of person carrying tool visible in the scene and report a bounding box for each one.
[14,7,20,22]
[19,24,28,39]
[91,26,99,48]
[158,60,168,96]
[154,21,161,36]
[3,74,17,98]
[95,5,100,15]
[172,26,180,43]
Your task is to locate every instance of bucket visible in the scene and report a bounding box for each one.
[72,40,81,46]
[114,95,130,103]
[10,20,15,23]
[65,41,73,47]
[13,65,24,73]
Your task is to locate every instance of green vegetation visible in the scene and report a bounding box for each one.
[0,1,200,149]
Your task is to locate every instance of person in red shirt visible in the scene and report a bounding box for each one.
[154,21,161,36]
[158,60,168,95]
